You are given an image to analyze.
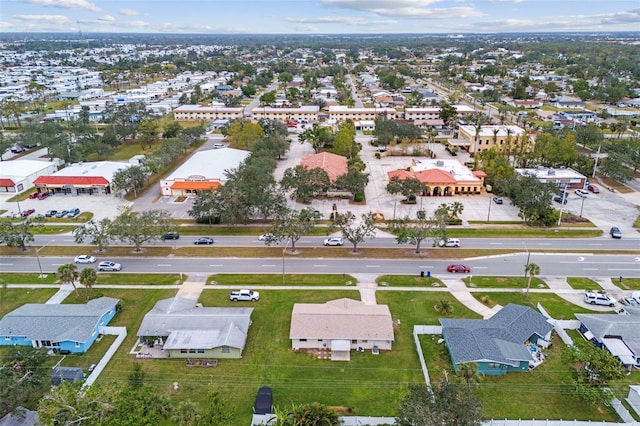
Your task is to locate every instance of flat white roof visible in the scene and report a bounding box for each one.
[164,148,250,181]
[0,159,56,180]
[412,158,479,181]
[174,104,243,112]
[252,105,319,113]
[516,167,586,180]
[459,124,524,137]
[53,161,131,181]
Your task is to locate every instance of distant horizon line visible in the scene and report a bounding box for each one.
[1,31,640,36]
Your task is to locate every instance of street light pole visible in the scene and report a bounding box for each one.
[580,197,585,217]
[487,196,492,221]
[557,184,568,226]
[34,239,54,279]
[282,237,290,285]
[522,242,530,280]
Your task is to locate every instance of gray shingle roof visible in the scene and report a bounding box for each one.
[440,304,553,366]
[0,297,119,343]
[576,309,640,356]
[137,297,253,351]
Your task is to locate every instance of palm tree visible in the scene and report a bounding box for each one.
[57,263,79,296]
[524,262,541,296]
[79,267,97,302]
[457,362,481,388]
[435,299,454,316]
[171,400,201,426]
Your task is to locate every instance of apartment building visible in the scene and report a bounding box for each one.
[251,105,319,123]
[173,105,245,121]
[327,106,397,123]
[458,124,526,154]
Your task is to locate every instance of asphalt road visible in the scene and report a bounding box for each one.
[31,234,640,250]
[3,253,639,278]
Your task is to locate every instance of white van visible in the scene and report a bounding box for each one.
[584,291,616,307]
[213,143,226,149]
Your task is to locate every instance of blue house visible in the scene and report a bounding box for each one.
[440,304,553,376]
[0,297,120,353]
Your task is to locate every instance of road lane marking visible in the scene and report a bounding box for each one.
[608,268,640,271]
[583,268,599,271]
[209,264,224,267]
[588,244,602,246]
[489,242,503,245]
[537,243,552,245]
[365,265,380,268]
[157,264,172,267]
[473,266,488,269]
[261,264,276,267]
[314,264,328,267]
[0,263,13,266]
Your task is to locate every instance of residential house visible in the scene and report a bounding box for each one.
[0,297,120,354]
[137,297,253,359]
[508,100,543,109]
[289,298,394,361]
[440,304,553,375]
[160,148,250,197]
[299,152,348,183]
[388,159,486,196]
[515,166,587,189]
[576,308,640,368]
[51,367,85,386]
[33,161,132,196]
[552,97,584,109]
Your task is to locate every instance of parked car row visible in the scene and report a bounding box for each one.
[43,208,81,218]
[28,192,49,200]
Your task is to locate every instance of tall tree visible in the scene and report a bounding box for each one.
[0,347,50,418]
[0,215,42,251]
[391,215,434,254]
[73,218,113,252]
[269,208,315,253]
[111,165,147,198]
[79,267,97,301]
[280,165,330,204]
[57,263,79,296]
[110,208,175,252]
[330,211,376,253]
[524,262,541,296]
[335,169,369,201]
[396,382,482,426]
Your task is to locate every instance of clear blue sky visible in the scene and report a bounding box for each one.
[2,0,639,34]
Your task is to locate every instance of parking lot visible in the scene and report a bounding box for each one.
[2,139,639,236]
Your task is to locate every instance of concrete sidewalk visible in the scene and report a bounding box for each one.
[441,278,500,319]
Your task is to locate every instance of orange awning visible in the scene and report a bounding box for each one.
[170,181,221,190]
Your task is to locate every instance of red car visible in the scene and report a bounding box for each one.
[447,264,470,273]
[20,209,35,217]
[28,193,38,199]
[587,184,600,194]
[36,192,49,200]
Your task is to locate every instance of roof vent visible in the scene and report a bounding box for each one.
[436,160,444,167]
[547,169,555,176]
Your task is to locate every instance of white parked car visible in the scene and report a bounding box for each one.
[258,233,275,241]
[74,255,96,264]
[575,189,589,198]
[323,237,344,246]
[584,290,616,307]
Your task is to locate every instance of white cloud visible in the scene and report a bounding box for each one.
[489,0,526,3]
[129,20,150,28]
[119,8,139,16]
[321,0,483,19]
[12,14,72,25]
[24,0,101,12]
[97,15,116,23]
[0,21,16,29]
[285,16,396,26]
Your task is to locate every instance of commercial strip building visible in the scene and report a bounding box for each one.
[515,166,587,189]
[160,147,250,197]
[33,161,132,195]
[0,159,58,193]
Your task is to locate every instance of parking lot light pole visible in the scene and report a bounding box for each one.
[34,239,54,279]
[522,242,530,280]
[580,197,585,217]
[487,196,492,221]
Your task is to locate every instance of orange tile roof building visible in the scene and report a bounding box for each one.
[388,158,486,196]
[299,152,348,183]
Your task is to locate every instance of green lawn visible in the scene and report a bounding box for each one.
[0,273,184,286]
[208,274,358,286]
[464,276,548,289]
[420,333,618,421]
[472,292,605,319]
[376,274,445,287]
[614,278,640,291]
[0,288,58,317]
[566,277,601,290]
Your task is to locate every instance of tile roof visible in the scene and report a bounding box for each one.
[33,176,109,186]
[414,169,457,184]
[440,304,553,367]
[289,298,394,341]
[300,152,348,183]
[0,178,15,186]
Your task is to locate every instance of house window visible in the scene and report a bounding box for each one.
[197,349,205,354]
[75,342,80,348]
[317,339,323,342]
[299,339,307,342]
[221,346,230,353]
[5,336,11,341]
[180,349,188,354]
[351,339,358,344]
[189,349,196,354]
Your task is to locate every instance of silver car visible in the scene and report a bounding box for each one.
[98,261,122,272]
